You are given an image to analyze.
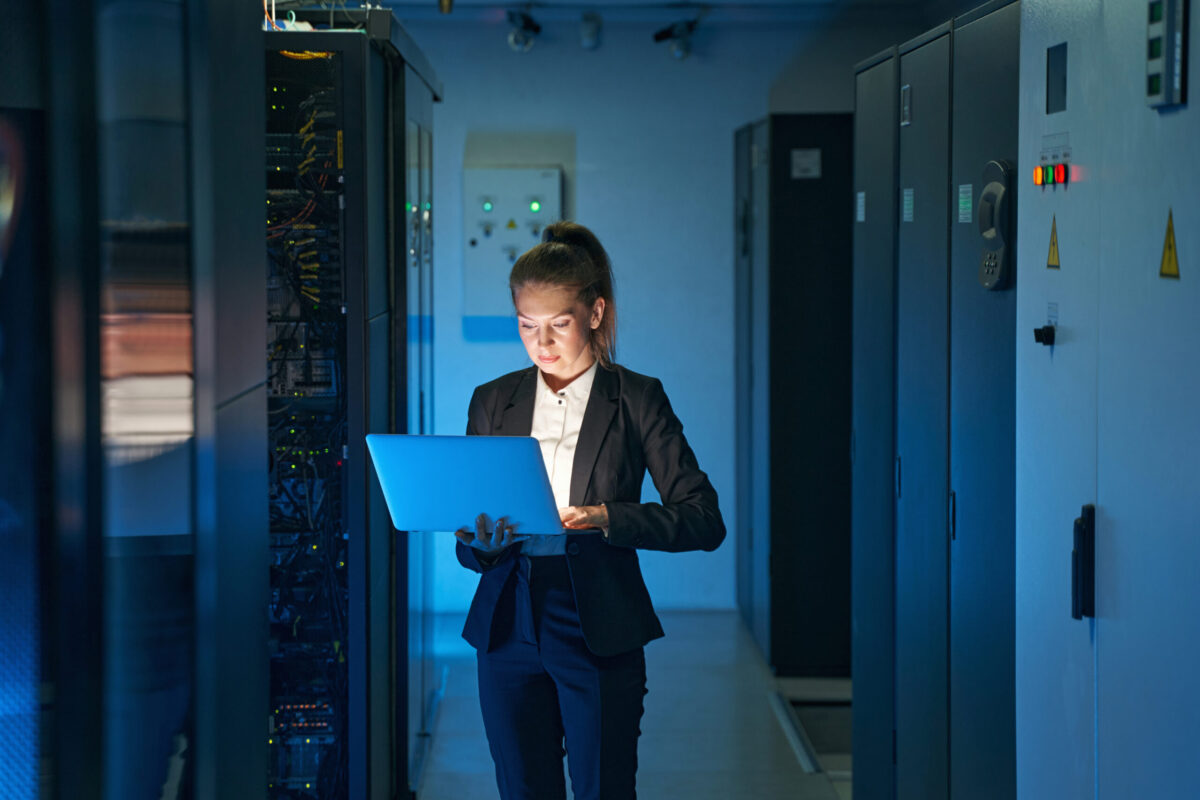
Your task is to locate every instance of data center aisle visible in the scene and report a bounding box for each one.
[419,611,843,800]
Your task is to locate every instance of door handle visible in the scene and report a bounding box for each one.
[1071,504,1095,619]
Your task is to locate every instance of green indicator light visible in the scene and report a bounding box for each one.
[483,201,494,212]
[425,202,432,211]
[530,200,541,213]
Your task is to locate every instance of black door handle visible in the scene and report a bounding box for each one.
[1034,325,1056,346]
[1072,504,1095,619]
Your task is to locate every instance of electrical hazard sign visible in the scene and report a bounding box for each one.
[1047,215,1060,269]
[1160,209,1180,279]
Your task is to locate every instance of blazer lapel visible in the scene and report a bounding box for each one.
[570,365,619,506]
[495,368,536,437]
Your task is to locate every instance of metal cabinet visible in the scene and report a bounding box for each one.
[735,114,854,677]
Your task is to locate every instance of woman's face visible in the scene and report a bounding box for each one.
[514,283,604,386]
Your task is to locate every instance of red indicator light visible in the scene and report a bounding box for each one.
[1054,163,1067,184]
[1033,166,1044,186]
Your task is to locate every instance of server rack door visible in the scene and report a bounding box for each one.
[98,5,202,799]
[401,60,437,796]
[852,51,899,799]
[894,30,951,800]
[948,5,1018,798]
[768,114,853,676]
[0,106,51,800]
[734,124,754,638]
[362,40,395,800]
[747,119,772,662]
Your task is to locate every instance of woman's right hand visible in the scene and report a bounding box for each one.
[455,513,525,552]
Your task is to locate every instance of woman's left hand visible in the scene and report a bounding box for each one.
[559,504,609,530]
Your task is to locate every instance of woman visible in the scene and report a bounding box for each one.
[454,221,725,800]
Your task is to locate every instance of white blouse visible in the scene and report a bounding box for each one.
[523,360,598,556]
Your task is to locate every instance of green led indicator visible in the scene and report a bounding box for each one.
[405,202,412,212]
[424,202,431,211]
[483,200,494,212]
[530,200,541,213]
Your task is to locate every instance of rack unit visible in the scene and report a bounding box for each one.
[266,16,440,799]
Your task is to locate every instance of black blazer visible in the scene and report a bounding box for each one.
[456,363,726,657]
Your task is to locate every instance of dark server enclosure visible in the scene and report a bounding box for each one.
[266,17,440,800]
[861,4,1020,798]
[0,107,51,800]
[735,114,853,677]
[948,3,1018,797]
[894,24,952,800]
[851,47,899,800]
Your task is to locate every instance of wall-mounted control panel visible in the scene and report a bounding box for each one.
[1147,0,1188,108]
[462,167,563,323]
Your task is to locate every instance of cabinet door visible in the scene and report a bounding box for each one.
[948,6,1019,797]
[895,32,951,800]
[746,120,772,661]
[734,124,754,636]
[1014,6,1098,798]
[851,53,898,800]
[1092,4,1200,796]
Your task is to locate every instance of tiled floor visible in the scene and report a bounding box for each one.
[418,611,847,799]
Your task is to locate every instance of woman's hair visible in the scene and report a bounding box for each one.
[509,221,617,369]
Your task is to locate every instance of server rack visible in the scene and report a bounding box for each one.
[266,16,440,799]
[734,114,854,677]
[851,2,1019,796]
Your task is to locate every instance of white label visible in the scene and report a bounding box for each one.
[791,148,822,179]
[1047,302,1059,325]
[902,188,914,222]
[958,184,973,223]
[856,191,866,223]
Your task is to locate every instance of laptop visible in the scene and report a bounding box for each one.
[365,433,568,536]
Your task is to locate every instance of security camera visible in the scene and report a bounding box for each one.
[652,19,697,60]
[507,11,541,53]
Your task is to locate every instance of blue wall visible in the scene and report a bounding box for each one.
[402,15,912,613]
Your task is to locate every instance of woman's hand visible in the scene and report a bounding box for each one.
[455,513,525,552]
[559,504,609,530]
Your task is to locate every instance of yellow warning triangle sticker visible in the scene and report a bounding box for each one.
[1047,215,1060,269]
[1160,209,1180,279]
[506,218,518,230]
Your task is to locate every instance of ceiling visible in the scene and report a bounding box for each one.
[381,0,946,25]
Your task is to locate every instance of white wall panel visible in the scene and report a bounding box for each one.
[1017,1,1200,796]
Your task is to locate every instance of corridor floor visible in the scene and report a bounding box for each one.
[418,610,848,800]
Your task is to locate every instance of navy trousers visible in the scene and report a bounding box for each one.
[477,555,647,800]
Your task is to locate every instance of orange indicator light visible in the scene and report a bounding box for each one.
[1034,166,1044,186]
